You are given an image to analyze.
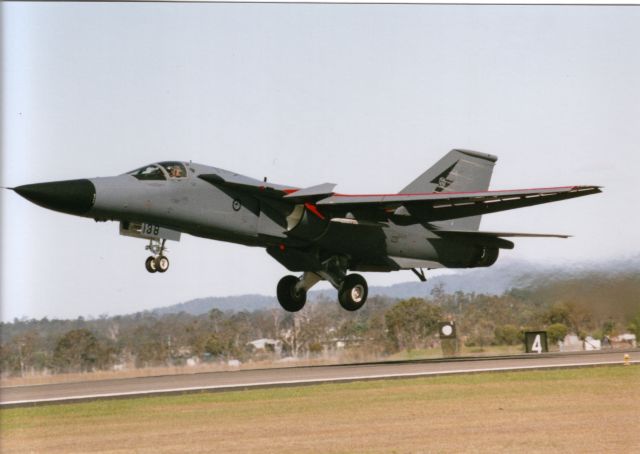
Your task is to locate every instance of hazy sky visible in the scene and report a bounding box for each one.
[2,3,639,321]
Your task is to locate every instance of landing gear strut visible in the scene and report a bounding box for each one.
[144,238,170,273]
[275,256,370,312]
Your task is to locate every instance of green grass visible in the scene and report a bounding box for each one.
[2,365,639,453]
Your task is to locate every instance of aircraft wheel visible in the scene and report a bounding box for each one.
[277,275,306,312]
[155,256,170,273]
[338,274,368,311]
[145,256,158,273]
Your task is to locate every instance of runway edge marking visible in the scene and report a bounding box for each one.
[1,360,637,408]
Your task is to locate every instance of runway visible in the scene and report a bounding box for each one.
[1,350,636,408]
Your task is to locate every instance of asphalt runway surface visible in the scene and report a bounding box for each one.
[1,350,636,408]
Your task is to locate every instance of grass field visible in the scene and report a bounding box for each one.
[1,366,638,453]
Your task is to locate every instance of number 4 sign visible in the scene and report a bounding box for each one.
[525,331,548,353]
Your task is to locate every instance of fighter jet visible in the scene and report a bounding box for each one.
[10,149,600,312]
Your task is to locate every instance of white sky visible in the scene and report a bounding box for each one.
[2,3,639,321]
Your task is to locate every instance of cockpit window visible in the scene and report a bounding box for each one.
[127,165,166,181]
[159,162,187,179]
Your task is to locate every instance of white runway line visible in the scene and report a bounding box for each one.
[2,359,636,407]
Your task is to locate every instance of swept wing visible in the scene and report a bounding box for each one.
[316,185,601,223]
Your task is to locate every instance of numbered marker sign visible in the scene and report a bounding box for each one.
[439,321,457,339]
[525,331,548,354]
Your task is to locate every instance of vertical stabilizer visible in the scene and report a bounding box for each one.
[400,149,498,230]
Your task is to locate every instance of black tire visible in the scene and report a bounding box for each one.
[277,275,306,312]
[338,273,368,311]
[145,256,157,273]
[155,255,170,273]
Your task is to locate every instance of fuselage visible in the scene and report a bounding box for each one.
[14,161,493,272]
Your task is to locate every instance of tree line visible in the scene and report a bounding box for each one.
[1,272,638,377]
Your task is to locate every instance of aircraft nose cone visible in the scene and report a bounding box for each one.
[14,179,96,215]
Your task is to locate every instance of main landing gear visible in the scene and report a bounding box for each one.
[276,257,369,312]
[277,275,307,312]
[144,238,170,273]
[338,273,368,311]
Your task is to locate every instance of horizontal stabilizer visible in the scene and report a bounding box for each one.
[435,229,571,239]
[434,228,572,250]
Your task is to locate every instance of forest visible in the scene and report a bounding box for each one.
[1,272,638,377]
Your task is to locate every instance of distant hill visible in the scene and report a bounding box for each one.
[151,255,640,316]
[152,294,278,316]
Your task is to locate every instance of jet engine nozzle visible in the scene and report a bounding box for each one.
[14,179,96,216]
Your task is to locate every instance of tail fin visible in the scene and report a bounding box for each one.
[400,149,498,230]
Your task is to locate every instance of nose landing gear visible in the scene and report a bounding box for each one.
[145,256,158,273]
[144,238,170,273]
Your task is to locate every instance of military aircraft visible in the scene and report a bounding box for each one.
[10,149,600,312]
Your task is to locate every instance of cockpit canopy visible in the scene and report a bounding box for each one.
[127,162,188,180]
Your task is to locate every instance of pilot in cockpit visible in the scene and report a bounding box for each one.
[169,166,184,178]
